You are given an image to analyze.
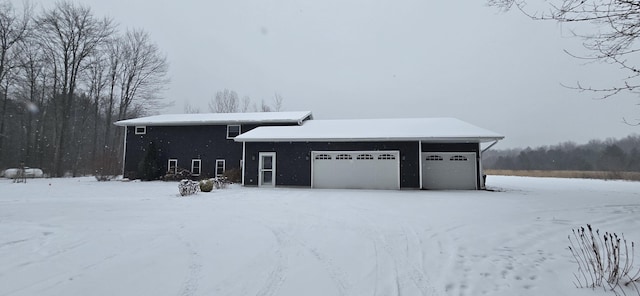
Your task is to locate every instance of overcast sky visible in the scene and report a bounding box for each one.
[20,0,640,149]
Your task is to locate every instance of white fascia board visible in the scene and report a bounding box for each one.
[235,136,504,143]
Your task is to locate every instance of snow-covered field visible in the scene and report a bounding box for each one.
[2,176,640,296]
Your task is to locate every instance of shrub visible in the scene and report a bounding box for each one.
[163,167,192,181]
[568,224,640,295]
[95,175,116,181]
[199,179,214,192]
[178,179,199,196]
[223,168,242,183]
[138,142,162,181]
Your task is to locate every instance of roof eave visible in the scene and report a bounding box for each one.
[235,136,504,143]
[114,118,308,127]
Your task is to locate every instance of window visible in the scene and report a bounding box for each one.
[314,154,332,160]
[135,126,146,135]
[215,159,225,177]
[191,159,201,176]
[426,155,443,161]
[356,154,374,160]
[336,154,353,160]
[227,125,241,139]
[168,159,178,174]
[450,155,468,161]
[378,154,396,160]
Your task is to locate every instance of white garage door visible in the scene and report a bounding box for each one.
[312,151,400,190]
[422,152,477,190]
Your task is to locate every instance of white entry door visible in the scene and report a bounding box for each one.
[258,152,276,187]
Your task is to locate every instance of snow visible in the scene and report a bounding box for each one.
[113,111,313,126]
[2,176,639,296]
[234,117,504,142]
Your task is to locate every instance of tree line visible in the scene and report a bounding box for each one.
[184,89,284,114]
[484,135,640,172]
[0,1,169,177]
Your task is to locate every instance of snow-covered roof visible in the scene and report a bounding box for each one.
[114,111,313,126]
[234,117,504,143]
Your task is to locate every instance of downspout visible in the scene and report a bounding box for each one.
[121,126,127,177]
[418,141,423,189]
[241,141,246,186]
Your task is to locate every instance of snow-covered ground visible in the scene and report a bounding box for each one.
[2,176,640,296]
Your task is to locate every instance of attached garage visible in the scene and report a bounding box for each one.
[422,152,477,190]
[235,117,504,190]
[312,151,400,189]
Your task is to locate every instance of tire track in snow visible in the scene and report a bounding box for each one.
[254,227,288,296]
[255,219,351,296]
[349,207,440,296]
[299,240,350,296]
[176,228,202,296]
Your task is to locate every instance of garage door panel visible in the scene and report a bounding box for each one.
[312,151,400,190]
[422,152,477,190]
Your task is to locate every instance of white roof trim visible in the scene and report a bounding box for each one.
[114,111,313,126]
[234,118,504,143]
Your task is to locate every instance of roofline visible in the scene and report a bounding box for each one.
[234,136,504,143]
[113,111,313,126]
[114,118,306,126]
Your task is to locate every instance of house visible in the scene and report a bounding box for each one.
[115,112,504,190]
[113,111,313,180]
[234,117,504,190]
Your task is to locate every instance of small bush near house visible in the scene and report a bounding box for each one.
[213,177,230,189]
[163,168,192,181]
[178,180,199,196]
[223,168,242,183]
[568,224,640,295]
[95,175,117,181]
[199,179,214,192]
[138,142,162,181]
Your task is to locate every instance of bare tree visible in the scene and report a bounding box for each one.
[260,99,272,112]
[103,38,121,156]
[208,89,285,113]
[488,0,640,102]
[86,54,108,167]
[240,96,251,112]
[37,1,115,176]
[209,89,240,113]
[115,28,169,122]
[184,101,200,114]
[14,34,46,166]
[273,92,284,111]
[0,0,32,165]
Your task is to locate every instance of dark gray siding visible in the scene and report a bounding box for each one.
[243,141,421,188]
[122,122,302,179]
[421,142,480,154]
[124,125,243,178]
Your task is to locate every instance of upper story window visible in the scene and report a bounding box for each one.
[135,126,146,135]
[227,125,241,139]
